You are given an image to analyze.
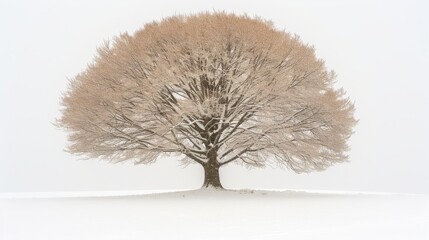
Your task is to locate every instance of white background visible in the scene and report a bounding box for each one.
[0,0,428,193]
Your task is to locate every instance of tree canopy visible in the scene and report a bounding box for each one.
[59,13,356,188]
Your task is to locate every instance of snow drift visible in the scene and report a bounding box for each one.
[1,189,428,240]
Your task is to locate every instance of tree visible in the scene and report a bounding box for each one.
[58,13,356,189]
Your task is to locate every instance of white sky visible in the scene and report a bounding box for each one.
[0,0,428,193]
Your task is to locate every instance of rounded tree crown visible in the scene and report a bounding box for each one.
[59,13,356,173]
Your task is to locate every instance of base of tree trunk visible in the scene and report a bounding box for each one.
[201,184,224,190]
[202,163,223,189]
[202,182,224,189]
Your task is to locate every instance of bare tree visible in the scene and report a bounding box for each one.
[58,13,356,189]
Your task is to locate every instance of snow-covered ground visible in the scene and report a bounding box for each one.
[1,189,428,240]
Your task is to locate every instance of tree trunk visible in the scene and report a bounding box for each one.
[202,150,223,189]
[202,162,223,189]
